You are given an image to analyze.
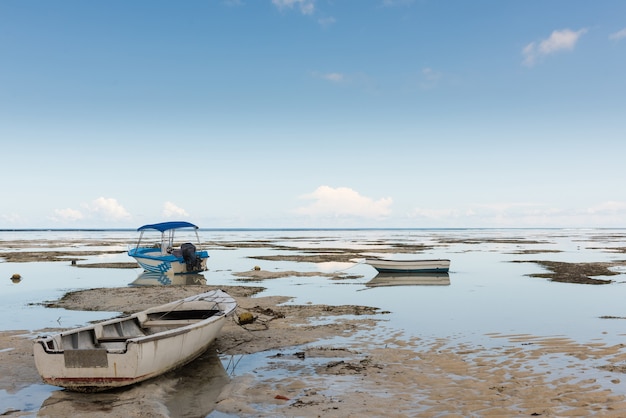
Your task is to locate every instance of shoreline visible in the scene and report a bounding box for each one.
[3,231,626,416]
[3,284,626,417]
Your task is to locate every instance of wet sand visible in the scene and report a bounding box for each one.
[2,234,626,416]
[3,283,626,417]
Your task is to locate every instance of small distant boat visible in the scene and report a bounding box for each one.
[128,221,209,274]
[33,289,237,392]
[366,272,450,287]
[365,258,450,273]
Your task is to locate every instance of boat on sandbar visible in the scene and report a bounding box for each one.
[128,221,209,274]
[33,289,236,392]
[365,258,450,274]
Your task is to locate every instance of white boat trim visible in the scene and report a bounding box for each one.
[365,258,450,273]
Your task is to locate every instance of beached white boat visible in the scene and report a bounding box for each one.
[128,221,209,274]
[365,258,450,273]
[33,289,237,392]
[366,272,450,287]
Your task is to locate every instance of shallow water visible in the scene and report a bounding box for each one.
[1,228,626,416]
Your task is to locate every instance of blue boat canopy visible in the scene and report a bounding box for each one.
[137,221,199,232]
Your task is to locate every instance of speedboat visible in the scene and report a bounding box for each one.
[128,221,209,274]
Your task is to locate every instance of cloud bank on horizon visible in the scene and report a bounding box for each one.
[33,185,626,229]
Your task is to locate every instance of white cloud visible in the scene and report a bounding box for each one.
[321,72,344,82]
[408,207,464,220]
[586,201,626,214]
[83,197,131,221]
[406,201,626,228]
[0,213,25,224]
[521,43,537,67]
[54,208,84,221]
[296,186,392,219]
[409,202,560,227]
[272,0,315,15]
[609,28,626,41]
[310,71,376,92]
[409,203,548,225]
[162,201,189,218]
[522,28,587,67]
[419,67,442,89]
[538,29,586,54]
[51,197,130,224]
[318,16,336,28]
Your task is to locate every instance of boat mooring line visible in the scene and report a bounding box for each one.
[329,259,367,274]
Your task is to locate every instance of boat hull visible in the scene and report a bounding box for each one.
[128,248,209,274]
[365,258,450,273]
[33,290,236,392]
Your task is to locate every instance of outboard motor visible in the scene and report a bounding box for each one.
[180,242,198,272]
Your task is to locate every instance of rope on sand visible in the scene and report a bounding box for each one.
[331,258,368,274]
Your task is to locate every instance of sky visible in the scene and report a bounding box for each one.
[1,0,625,229]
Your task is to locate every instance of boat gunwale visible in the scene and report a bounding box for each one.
[34,291,237,353]
[365,258,451,273]
[128,247,209,262]
[365,258,451,263]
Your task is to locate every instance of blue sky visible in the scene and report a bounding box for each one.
[1,0,625,229]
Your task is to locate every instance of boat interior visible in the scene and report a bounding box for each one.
[37,309,223,354]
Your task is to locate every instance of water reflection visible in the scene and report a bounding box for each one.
[165,349,230,416]
[366,272,450,287]
[129,272,207,286]
[37,348,228,417]
[0,384,54,416]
